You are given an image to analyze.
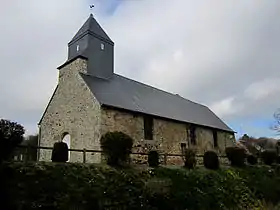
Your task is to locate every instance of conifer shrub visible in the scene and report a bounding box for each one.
[184,149,196,169]
[225,147,246,167]
[51,142,68,162]
[247,154,258,165]
[148,151,159,167]
[100,131,133,166]
[261,150,277,165]
[203,151,219,170]
[277,156,280,164]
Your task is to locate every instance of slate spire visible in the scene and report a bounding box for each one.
[69,13,113,45]
[67,14,114,79]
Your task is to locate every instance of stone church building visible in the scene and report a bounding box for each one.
[38,14,235,164]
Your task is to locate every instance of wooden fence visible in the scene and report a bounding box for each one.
[12,145,229,166]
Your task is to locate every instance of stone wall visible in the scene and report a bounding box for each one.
[189,127,235,154]
[39,58,102,163]
[39,57,235,165]
[100,107,236,165]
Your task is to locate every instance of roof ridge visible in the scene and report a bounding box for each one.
[113,73,206,107]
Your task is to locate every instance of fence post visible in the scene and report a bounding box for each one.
[23,146,29,163]
[163,153,167,165]
[83,148,86,163]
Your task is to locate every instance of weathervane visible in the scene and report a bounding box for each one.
[89,4,94,16]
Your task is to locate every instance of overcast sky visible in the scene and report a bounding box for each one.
[0,0,280,139]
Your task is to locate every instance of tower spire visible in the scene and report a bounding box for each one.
[66,12,114,79]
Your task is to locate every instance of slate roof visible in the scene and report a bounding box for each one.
[69,14,113,45]
[80,73,234,133]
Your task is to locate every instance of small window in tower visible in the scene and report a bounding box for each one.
[76,45,80,52]
[101,43,105,50]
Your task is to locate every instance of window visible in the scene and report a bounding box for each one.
[101,43,105,50]
[190,125,196,145]
[213,130,218,147]
[181,143,186,154]
[76,45,80,52]
[144,115,153,140]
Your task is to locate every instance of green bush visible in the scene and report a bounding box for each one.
[148,151,159,167]
[247,154,258,165]
[184,149,196,169]
[100,131,133,166]
[261,150,277,165]
[236,166,280,205]
[203,151,219,170]
[277,156,280,164]
[51,142,68,162]
[225,147,246,167]
[4,162,280,209]
[2,162,150,210]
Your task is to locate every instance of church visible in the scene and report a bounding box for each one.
[38,14,236,164]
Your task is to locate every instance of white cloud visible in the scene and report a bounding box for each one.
[244,78,280,100]
[209,77,280,118]
[0,0,280,137]
[210,97,237,117]
[0,0,89,134]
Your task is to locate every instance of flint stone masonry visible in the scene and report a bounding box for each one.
[100,108,235,165]
[39,58,235,164]
[39,58,101,163]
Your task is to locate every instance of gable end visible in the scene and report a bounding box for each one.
[38,85,58,125]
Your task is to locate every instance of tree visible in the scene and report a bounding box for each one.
[271,109,280,134]
[276,141,280,155]
[0,119,25,162]
[238,134,278,156]
[19,134,38,161]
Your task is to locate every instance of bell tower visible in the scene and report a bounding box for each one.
[67,14,114,79]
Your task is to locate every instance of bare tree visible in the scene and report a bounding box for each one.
[271,109,280,134]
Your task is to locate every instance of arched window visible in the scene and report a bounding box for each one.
[62,132,71,162]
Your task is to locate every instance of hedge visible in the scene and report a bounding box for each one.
[1,162,280,209]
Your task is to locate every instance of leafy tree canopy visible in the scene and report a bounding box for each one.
[0,119,25,162]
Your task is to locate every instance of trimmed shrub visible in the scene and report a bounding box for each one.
[261,150,277,165]
[225,147,246,167]
[184,149,196,169]
[100,131,133,166]
[277,156,280,164]
[247,154,258,165]
[203,151,219,170]
[148,151,159,167]
[51,142,68,162]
